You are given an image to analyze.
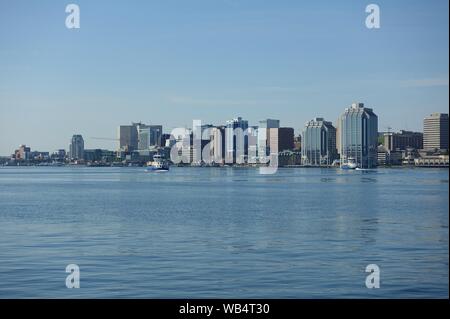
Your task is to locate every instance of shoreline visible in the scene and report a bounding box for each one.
[0,164,448,169]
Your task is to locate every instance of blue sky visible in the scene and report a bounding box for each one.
[0,0,448,154]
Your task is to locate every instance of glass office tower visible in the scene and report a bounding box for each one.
[225,117,249,163]
[339,103,378,168]
[69,134,84,160]
[301,118,337,166]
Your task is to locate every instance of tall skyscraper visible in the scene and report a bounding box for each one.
[423,113,449,150]
[247,126,259,163]
[196,125,226,164]
[301,118,337,166]
[119,124,139,151]
[339,102,378,168]
[192,124,215,164]
[137,124,150,151]
[69,135,84,160]
[335,117,341,155]
[270,127,294,153]
[225,117,249,163]
[258,119,280,157]
[212,126,226,164]
[137,124,163,150]
[119,122,163,151]
[259,119,280,129]
[148,125,163,147]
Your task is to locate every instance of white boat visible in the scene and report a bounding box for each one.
[341,158,357,170]
[146,155,169,172]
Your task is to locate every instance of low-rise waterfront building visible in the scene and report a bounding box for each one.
[401,148,420,166]
[278,150,302,167]
[414,155,449,167]
[377,145,402,166]
[383,130,423,151]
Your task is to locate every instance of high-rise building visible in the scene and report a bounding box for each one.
[383,130,423,151]
[293,134,302,151]
[212,126,226,164]
[259,119,280,129]
[192,124,215,164]
[148,125,163,147]
[137,124,163,150]
[170,128,192,164]
[119,124,139,151]
[69,135,84,160]
[119,122,163,151]
[258,119,280,156]
[137,124,150,150]
[339,102,378,168]
[161,133,171,148]
[423,113,449,150]
[225,117,249,163]
[247,126,259,163]
[269,127,294,153]
[336,117,341,155]
[15,144,31,160]
[301,118,337,166]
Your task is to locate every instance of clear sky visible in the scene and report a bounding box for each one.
[0,0,448,155]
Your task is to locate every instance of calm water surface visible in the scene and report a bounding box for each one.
[0,167,448,298]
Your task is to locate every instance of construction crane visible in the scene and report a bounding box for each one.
[90,137,119,141]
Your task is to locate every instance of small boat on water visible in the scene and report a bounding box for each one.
[145,155,169,172]
[341,158,357,170]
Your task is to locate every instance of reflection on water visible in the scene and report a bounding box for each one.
[0,167,448,298]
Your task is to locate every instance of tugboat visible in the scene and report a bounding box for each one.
[341,158,357,170]
[146,154,169,172]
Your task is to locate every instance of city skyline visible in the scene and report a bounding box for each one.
[0,0,449,155]
[5,108,448,158]
[1,0,449,303]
